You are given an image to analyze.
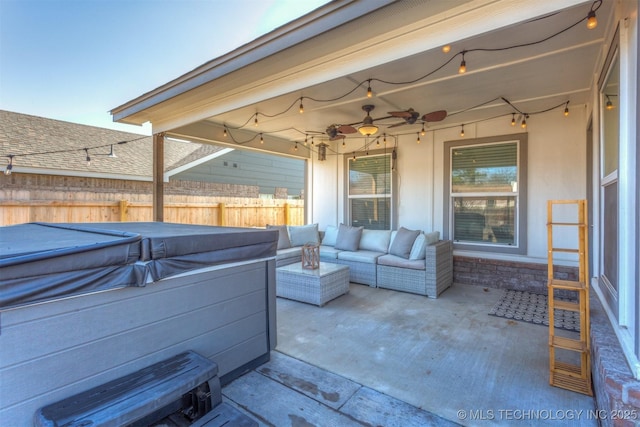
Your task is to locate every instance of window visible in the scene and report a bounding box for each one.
[346,151,394,230]
[444,134,527,254]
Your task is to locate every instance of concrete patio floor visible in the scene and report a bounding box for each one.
[221,283,597,426]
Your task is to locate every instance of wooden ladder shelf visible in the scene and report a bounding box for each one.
[547,199,593,396]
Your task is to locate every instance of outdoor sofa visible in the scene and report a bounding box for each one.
[269,223,453,298]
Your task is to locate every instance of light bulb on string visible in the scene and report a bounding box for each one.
[223,127,227,137]
[366,80,373,98]
[254,114,258,127]
[564,102,570,117]
[511,113,516,126]
[416,133,421,144]
[376,137,380,146]
[299,98,304,114]
[460,124,465,137]
[260,133,264,144]
[459,52,467,74]
[586,0,600,29]
[442,45,451,53]
[311,136,314,146]
[421,124,426,136]
[383,134,387,144]
[85,149,91,166]
[605,95,614,110]
[4,155,13,176]
[294,142,298,151]
[521,115,528,129]
[342,139,346,147]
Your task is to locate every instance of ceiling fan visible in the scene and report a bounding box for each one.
[386,108,448,128]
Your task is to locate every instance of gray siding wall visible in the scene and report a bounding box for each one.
[173,151,304,197]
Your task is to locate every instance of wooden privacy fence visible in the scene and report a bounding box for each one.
[0,198,305,227]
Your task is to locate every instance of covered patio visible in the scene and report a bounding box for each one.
[111,0,640,424]
[219,282,598,426]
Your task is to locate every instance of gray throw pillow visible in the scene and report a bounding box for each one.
[288,224,319,247]
[389,227,420,259]
[334,224,363,251]
[267,224,291,250]
[322,225,339,247]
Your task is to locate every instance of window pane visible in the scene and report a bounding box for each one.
[453,197,516,245]
[452,143,517,193]
[349,155,391,195]
[350,198,390,230]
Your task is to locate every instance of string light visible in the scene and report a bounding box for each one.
[84,148,91,166]
[511,113,516,126]
[416,133,421,144]
[260,133,264,144]
[311,136,314,146]
[223,127,227,137]
[342,139,346,147]
[564,102,570,117]
[299,98,304,114]
[4,155,13,176]
[586,0,601,29]
[254,114,258,127]
[460,124,465,137]
[383,134,387,144]
[442,45,451,53]
[294,142,298,151]
[421,124,426,136]
[521,115,528,129]
[367,79,373,98]
[605,95,614,110]
[459,51,467,74]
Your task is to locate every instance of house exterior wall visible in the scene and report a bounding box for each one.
[311,108,587,271]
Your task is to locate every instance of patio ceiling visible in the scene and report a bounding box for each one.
[111,0,612,158]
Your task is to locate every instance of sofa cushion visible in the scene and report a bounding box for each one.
[359,229,391,253]
[389,227,420,259]
[267,224,291,250]
[409,231,439,260]
[322,225,339,247]
[337,249,383,264]
[335,224,363,251]
[319,245,341,260]
[288,224,319,247]
[277,246,301,262]
[378,254,426,270]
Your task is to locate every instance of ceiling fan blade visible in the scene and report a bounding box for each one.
[388,111,412,118]
[337,125,357,134]
[387,121,407,128]
[422,110,447,122]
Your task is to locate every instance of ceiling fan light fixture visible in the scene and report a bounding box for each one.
[358,105,378,136]
[359,123,378,136]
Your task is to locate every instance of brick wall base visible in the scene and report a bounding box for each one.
[453,255,578,294]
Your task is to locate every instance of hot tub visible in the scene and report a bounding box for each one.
[0,222,278,425]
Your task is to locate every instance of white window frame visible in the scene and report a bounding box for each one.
[443,133,528,255]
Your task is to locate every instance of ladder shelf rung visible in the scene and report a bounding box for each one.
[548,279,586,290]
[549,248,580,253]
[550,336,588,352]
[551,299,580,312]
[547,222,586,227]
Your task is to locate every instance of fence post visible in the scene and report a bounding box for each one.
[119,199,128,222]
[284,203,290,225]
[219,203,226,226]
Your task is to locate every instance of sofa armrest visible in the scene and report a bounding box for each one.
[424,240,453,298]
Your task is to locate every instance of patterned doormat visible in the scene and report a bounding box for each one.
[488,290,580,332]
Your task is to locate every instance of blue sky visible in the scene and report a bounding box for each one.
[0,0,328,135]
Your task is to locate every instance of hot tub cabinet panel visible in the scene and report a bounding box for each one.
[0,223,277,425]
